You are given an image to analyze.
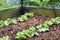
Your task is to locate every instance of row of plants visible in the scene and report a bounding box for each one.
[0,13,34,28]
[37,17,60,32]
[16,17,60,40]
[16,27,39,40]
[0,16,60,40]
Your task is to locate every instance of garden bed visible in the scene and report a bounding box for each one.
[27,24,60,40]
[0,13,60,40]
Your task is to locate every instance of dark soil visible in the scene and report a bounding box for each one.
[0,14,60,40]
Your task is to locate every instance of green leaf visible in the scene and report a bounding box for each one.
[4,18,12,26]
[34,32,39,36]
[55,17,60,24]
[3,36,9,40]
[30,32,35,38]
[50,18,57,24]
[43,23,49,28]
[28,13,34,17]
[43,0,49,2]
[22,30,31,37]
[16,32,26,39]
[0,20,4,28]
[18,15,28,22]
[12,19,17,24]
[0,36,9,40]
[36,24,43,29]
[25,13,29,16]
[28,26,35,31]
[28,26,38,38]
[38,28,49,32]
[50,17,60,24]
[44,21,53,26]
[25,13,34,17]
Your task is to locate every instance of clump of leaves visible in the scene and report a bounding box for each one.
[36,24,49,32]
[4,18,17,26]
[0,20,4,28]
[28,26,39,38]
[18,15,28,22]
[16,32,26,40]
[25,13,34,17]
[12,19,17,24]
[44,21,53,26]
[50,17,60,24]
[18,13,34,22]
[55,17,60,24]
[50,18,57,24]
[4,18,12,26]
[0,36,10,40]
[22,30,31,38]
[16,26,38,40]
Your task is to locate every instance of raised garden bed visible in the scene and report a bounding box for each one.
[0,6,60,20]
[0,13,60,40]
[0,0,60,40]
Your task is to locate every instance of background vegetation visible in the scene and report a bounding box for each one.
[0,0,20,9]
[0,0,60,9]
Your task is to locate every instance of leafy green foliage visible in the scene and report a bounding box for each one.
[12,19,17,24]
[4,18,17,26]
[22,30,31,38]
[44,21,53,26]
[54,17,60,24]
[36,17,60,32]
[16,32,26,40]
[55,0,60,4]
[0,36,10,40]
[24,0,60,7]
[0,0,19,9]
[16,16,60,39]
[50,17,60,24]
[16,26,38,40]
[28,27,39,38]
[24,0,51,7]
[25,13,34,17]
[0,20,4,28]
[18,15,28,22]
[4,18,12,26]
[43,23,49,28]
[50,18,57,24]
[36,24,49,32]
[18,13,34,22]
